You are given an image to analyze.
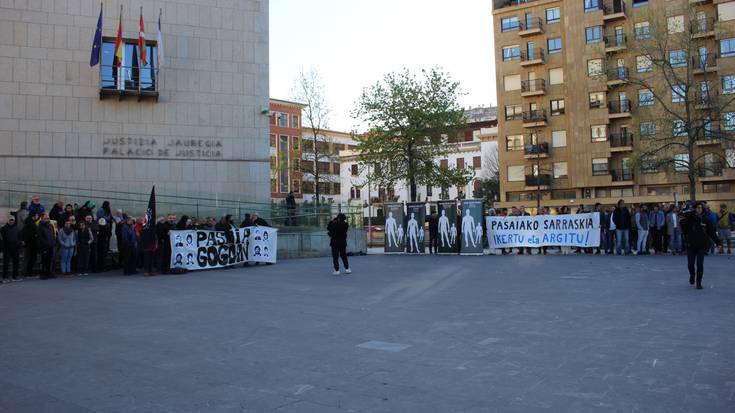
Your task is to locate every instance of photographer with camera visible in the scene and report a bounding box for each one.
[681,202,721,290]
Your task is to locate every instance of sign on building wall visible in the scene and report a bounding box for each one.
[437,201,458,254]
[486,213,600,248]
[459,199,484,255]
[405,202,426,254]
[384,203,405,253]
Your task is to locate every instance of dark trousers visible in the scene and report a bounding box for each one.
[123,247,137,274]
[331,244,348,271]
[77,245,90,274]
[97,239,109,271]
[40,246,53,277]
[651,228,662,252]
[2,247,19,279]
[24,245,37,276]
[88,242,97,272]
[159,243,171,273]
[687,248,706,286]
[143,250,156,273]
[429,233,438,253]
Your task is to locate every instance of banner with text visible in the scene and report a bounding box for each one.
[486,213,600,248]
[170,228,250,270]
[247,226,278,264]
[405,202,426,254]
[459,199,484,255]
[384,203,405,253]
[437,201,458,254]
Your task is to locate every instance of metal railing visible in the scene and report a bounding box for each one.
[99,64,159,94]
[691,17,716,35]
[609,132,634,147]
[522,109,547,123]
[702,162,724,176]
[521,79,546,93]
[611,169,634,181]
[520,49,545,63]
[604,34,626,48]
[607,66,629,81]
[692,53,718,71]
[505,111,524,121]
[608,99,632,114]
[603,0,626,15]
[524,142,549,155]
[520,17,543,31]
[696,90,718,106]
[525,174,551,186]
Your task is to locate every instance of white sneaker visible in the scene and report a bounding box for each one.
[345,269,352,274]
[332,270,340,275]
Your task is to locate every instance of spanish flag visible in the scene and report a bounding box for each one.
[114,5,123,67]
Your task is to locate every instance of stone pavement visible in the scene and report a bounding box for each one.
[1,254,734,412]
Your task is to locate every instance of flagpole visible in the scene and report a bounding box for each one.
[138,5,142,95]
[117,4,123,91]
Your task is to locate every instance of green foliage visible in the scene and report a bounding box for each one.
[353,67,469,201]
[473,177,500,206]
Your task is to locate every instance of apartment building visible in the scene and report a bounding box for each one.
[269,99,305,199]
[301,129,359,203]
[493,0,735,208]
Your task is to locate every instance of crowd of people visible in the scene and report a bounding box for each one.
[0,195,270,282]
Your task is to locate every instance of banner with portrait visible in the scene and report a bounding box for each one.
[170,228,250,270]
[486,213,600,248]
[384,203,405,253]
[247,226,278,264]
[459,199,485,255]
[405,202,426,254]
[437,200,458,254]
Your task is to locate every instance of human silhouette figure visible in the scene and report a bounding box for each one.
[385,211,398,247]
[450,223,457,244]
[475,222,483,245]
[397,224,404,246]
[439,209,451,247]
[407,212,419,252]
[462,209,476,248]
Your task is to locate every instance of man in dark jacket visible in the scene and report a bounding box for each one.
[1,217,21,281]
[49,199,64,227]
[327,213,350,275]
[681,202,721,289]
[285,192,297,226]
[612,199,631,255]
[84,215,99,272]
[156,215,175,274]
[22,213,39,277]
[37,215,56,279]
[121,217,139,275]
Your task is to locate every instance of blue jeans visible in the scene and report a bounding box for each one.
[637,229,648,253]
[604,230,614,252]
[60,247,74,273]
[616,229,630,254]
[669,229,682,252]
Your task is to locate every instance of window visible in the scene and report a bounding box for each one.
[633,0,648,7]
[99,40,158,92]
[502,45,521,61]
[641,158,658,173]
[552,190,577,200]
[591,124,607,142]
[673,120,687,136]
[552,130,567,147]
[426,185,433,197]
[553,162,568,179]
[638,89,654,106]
[278,136,289,193]
[587,59,603,76]
[473,156,482,169]
[586,26,602,44]
[457,158,465,170]
[674,154,689,172]
[672,85,686,103]
[505,104,523,120]
[292,180,300,193]
[546,7,560,23]
[547,37,562,54]
[292,136,300,150]
[668,15,685,34]
[636,55,652,72]
[724,112,735,131]
[504,74,521,91]
[551,99,565,115]
[727,148,735,168]
[351,164,358,176]
[592,158,609,175]
[669,50,687,68]
[277,112,289,127]
[589,91,605,108]
[703,183,731,193]
[292,115,299,129]
[634,22,651,40]
[269,134,276,147]
[723,75,735,94]
[640,121,656,138]
[501,16,519,32]
[720,38,735,57]
[508,165,525,182]
[506,135,524,151]
[549,68,564,85]
[584,0,600,12]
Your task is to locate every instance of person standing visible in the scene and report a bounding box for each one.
[717,203,732,255]
[593,203,604,254]
[22,213,40,277]
[666,204,682,255]
[121,217,138,275]
[635,204,649,255]
[649,204,665,254]
[37,215,56,279]
[681,202,720,289]
[28,195,45,217]
[285,191,297,226]
[1,217,21,282]
[15,201,29,232]
[427,212,439,254]
[327,213,351,275]
[516,206,531,255]
[612,199,631,255]
[57,220,77,276]
[76,221,93,276]
[84,215,99,272]
[156,214,176,274]
[49,199,65,228]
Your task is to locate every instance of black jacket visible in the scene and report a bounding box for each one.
[1,223,20,250]
[681,212,720,250]
[612,207,631,230]
[38,222,55,249]
[327,219,349,247]
[21,217,38,247]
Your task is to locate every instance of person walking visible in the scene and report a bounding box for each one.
[37,214,56,279]
[635,204,649,255]
[327,213,351,275]
[612,199,631,255]
[717,203,732,255]
[681,202,721,289]
[57,220,77,276]
[1,216,21,282]
[76,221,93,275]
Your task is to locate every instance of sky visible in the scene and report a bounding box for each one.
[269,0,497,133]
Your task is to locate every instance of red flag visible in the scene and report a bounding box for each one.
[114,5,123,67]
[139,8,147,66]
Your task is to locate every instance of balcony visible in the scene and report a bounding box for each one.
[608,99,632,118]
[696,124,722,144]
[702,162,724,177]
[525,174,551,190]
[520,49,545,67]
[609,133,634,151]
[692,53,719,74]
[604,34,626,53]
[611,169,634,183]
[695,91,718,109]
[607,66,628,87]
[524,142,550,159]
[691,17,716,38]
[602,0,626,22]
[521,79,546,97]
[519,17,544,37]
[522,109,547,128]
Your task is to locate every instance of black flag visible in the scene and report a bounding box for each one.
[141,186,157,249]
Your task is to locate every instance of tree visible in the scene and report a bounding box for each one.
[473,145,500,205]
[624,7,735,201]
[291,67,337,205]
[353,67,472,202]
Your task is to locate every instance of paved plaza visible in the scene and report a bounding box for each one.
[1,254,734,412]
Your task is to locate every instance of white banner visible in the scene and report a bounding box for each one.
[247,226,277,264]
[486,213,600,248]
[169,226,278,270]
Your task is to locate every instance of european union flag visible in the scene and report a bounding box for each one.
[89,4,103,67]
